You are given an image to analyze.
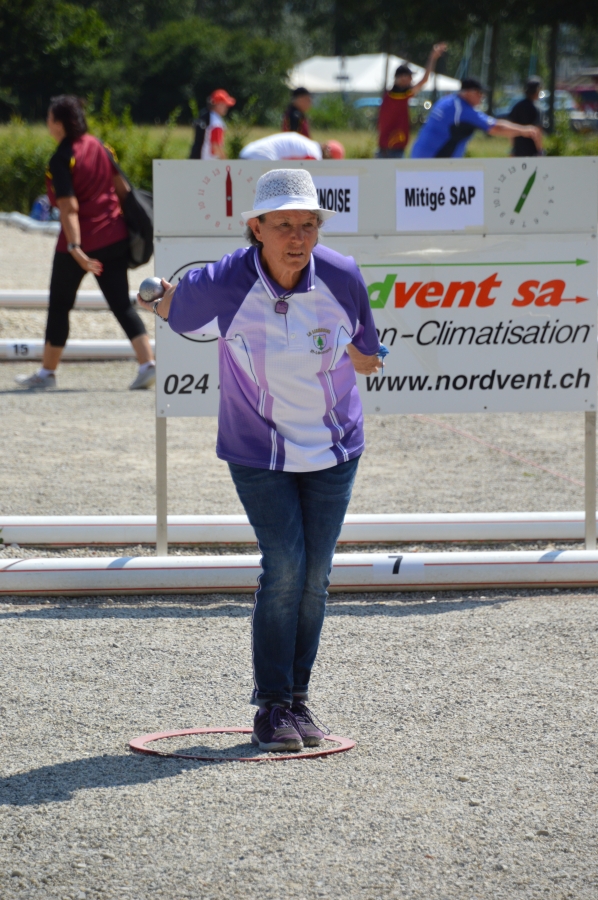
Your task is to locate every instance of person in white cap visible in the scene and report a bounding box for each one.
[138,169,382,752]
[240,132,345,161]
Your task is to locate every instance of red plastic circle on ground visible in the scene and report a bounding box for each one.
[129,726,356,761]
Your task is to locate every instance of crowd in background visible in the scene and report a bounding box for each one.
[189,49,545,164]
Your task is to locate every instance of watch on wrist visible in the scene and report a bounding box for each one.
[152,300,168,321]
[67,242,81,252]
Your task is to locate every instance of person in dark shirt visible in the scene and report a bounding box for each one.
[15,95,154,391]
[282,87,312,137]
[509,78,543,157]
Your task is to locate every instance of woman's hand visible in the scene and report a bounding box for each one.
[55,197,102,274]
[137,279,176,319]
[346,343,382,375]
[71,248,103,275]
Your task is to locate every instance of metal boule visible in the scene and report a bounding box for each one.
[139,277,165,302]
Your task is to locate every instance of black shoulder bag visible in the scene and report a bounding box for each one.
[104,145,154,269]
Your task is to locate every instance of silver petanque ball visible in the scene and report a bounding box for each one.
[139,276,165,302]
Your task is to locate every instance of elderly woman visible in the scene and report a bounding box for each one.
[140,169,381,751]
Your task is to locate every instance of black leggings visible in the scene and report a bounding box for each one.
[46,239,147,347]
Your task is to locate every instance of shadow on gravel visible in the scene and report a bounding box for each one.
[0,596,517,622]
[0,752,210,807]
[0,388,97,395]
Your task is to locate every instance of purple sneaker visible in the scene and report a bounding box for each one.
[290,701,330,747]
[251,704,303,752]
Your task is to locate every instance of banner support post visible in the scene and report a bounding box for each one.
[584,410,596,550]
[156,415,168,556]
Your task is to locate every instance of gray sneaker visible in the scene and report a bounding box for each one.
[129,366,156,390]
[15,372,56,390]
[251,704,303,752]
[290,701,330,747]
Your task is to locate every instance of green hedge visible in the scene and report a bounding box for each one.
[544,112,598,156]
[0,124,54,213]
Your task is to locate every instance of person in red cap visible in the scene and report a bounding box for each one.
[189,89,236,161]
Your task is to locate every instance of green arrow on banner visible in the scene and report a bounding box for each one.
[361,258,589,268]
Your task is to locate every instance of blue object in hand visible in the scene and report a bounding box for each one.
[377,344,389,371]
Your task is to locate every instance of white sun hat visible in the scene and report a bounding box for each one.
[241,168,336,223]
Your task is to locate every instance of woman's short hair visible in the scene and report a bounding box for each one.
[245,211,324,247]
[48,95,88,141]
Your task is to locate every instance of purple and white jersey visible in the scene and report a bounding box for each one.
[168,244,380,472]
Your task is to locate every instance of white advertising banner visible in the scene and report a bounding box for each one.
[396,169,484,232]
[154,239,231,417]
[153,159,597,419]
[355,233,596,413]
[154,233,596,417]
[155,317,219,418]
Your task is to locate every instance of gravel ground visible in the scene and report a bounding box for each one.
[0,307,155,342]
[1,592,597,900]
[1,227,597,900]
[0,358,588,515]
[0,222,155,342]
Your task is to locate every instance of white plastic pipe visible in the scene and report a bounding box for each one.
[2,550,598,596]
[0,339,153,361]
[0,512,593,547]
[0,212,60,235]
[0,290,137,309]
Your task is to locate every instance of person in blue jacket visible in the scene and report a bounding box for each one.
[411,77,543,158]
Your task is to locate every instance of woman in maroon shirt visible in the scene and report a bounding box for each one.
[16,95,155,391]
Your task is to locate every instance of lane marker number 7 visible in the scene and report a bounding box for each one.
[389,555,403,575]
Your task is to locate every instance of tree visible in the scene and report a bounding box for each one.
[128,16,293,122]
[0,0,112,119]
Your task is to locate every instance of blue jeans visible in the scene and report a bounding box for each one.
[228,457,360,706]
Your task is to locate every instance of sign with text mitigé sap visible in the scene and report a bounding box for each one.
[396,170,484,232]
[355,232,596,414]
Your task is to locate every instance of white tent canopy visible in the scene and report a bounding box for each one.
[288,54,460,95]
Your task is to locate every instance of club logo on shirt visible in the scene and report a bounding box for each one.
[308,328,331,354]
